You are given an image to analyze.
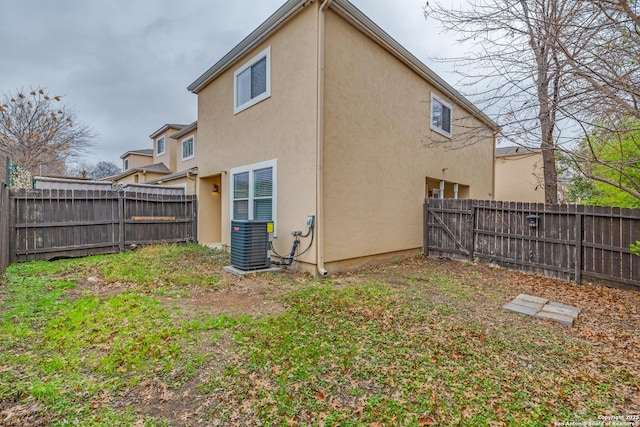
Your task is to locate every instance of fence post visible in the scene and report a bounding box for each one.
[192,198,198,243]
[118,191,125,252]
[423,200,429,256]
[575,205,583,285]
[0,184,9,273]
[469,200,476,263]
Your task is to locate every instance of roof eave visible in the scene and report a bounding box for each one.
[187,0,314,94]
[186,0,498,131]
[146,167,199,184]
[329,0,498,132]
[170,121,198,140]
[120,150,153,159]
[150,124,188,139]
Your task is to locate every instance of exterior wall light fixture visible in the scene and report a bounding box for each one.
[526,214,540,228]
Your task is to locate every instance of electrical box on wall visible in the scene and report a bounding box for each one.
[306,215,315,228]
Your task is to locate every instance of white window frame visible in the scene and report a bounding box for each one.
[230,159,277,235]
[181,136,195,161]
[233,46,271,115]
[123,158,129,171]
[430,93,453,138]
[157,136,166,156]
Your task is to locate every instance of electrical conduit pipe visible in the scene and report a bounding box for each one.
[316,0,332,276]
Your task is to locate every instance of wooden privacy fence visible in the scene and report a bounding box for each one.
[6,188,197,265]
[0,184,9,273]
[424,199,639,291]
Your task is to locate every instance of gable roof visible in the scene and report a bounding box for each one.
[495,146,540,157]
[120,149,153,159]
[171,121,198,140]
[102,162,172,182]
[187,0,498,131]
[145,167,198,184]
[150,124,189,139]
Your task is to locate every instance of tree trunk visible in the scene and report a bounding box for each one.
[539,87,559,204]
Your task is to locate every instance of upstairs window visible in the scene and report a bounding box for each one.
[123,158,129,171]
[234,47,271,114]
[431,93,453,138]
[157,136,166,155]
[182,136,194,161]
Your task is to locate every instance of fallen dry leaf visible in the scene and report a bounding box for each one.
[419,415,437,426]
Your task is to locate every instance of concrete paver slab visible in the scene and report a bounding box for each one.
[540,304,579,319]
[545,301,581,318]
[535,311,576,327]
[503,302,541,316]
[503,294,580,327]
[508,298,546,311]
[515,294,549,305]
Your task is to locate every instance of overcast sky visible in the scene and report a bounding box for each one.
[0,0,460,169]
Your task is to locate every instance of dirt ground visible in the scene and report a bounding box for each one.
[2,256,639,426]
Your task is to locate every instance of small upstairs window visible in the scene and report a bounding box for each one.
[157,136,166,155]
[182,136,194,161]
[123,158,129,171]
[234,47,271,114]
[430,93,453,138]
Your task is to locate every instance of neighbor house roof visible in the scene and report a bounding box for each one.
[495,146,541,157]
[170,121,198,140]
[150,124,189,139]
[120,149,153,159]
[101,162,172,182]
[187,0,498,131]
[145,167,198,185]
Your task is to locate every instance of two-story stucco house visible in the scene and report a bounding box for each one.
[186,0,498,275]
[110,123,199,193]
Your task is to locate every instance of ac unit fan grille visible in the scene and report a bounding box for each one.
[230,220,271,271]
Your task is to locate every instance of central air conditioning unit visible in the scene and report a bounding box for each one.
[230,220,272,271]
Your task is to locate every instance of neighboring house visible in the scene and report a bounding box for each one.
[494,146,545,203]
[146,122,199,195]
[106,162,173,185]
[109,123,198,192]
[121,149,154,173]
[150,124,188,173]
[186,0,498,274]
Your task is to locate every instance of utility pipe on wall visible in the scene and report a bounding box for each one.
[315,0,332,276]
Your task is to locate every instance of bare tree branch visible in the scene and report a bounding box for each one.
[0,87,95,176]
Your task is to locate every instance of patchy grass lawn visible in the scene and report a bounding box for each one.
[0,244,638,426]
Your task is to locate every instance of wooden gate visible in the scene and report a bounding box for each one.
[424,199,475,261]
[424,199,639,291]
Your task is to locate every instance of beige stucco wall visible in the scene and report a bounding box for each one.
[115,171,168,185]
[195,4,319,255]
[321,10,495,266]
[198,175,222,244]
[123,153,153,171]
[153,127,181,173]
[192,4,495,271]
[494,153,545,202]
[156,175,197,195]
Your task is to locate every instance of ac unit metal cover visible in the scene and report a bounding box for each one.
[230,220,271,271]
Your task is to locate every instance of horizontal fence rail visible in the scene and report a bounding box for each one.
[8,189,197,264]
[424,199,639,291]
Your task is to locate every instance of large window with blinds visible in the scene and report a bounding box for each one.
[234,46,271,114]
[230,159,277,229]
